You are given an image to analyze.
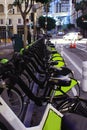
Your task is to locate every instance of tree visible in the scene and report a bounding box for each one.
[76,14,87,29]
[80,0,87,14]
[75,2,81,18]
[13,0,52,48]
[13,0,34,48]
[38,16,56,31]
[44,2,50,12]
[75,0,87,15]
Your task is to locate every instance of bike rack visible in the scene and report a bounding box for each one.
[0,96,63,130]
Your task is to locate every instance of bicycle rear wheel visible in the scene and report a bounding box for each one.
[6,87,23,117]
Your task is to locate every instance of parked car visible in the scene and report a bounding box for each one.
[63,32,83,40]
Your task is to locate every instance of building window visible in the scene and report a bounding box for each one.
[18,19,22,24]
[8,19,12,25]
[17,6,20,13]
[56,2,58,13]
[61,4,69,12]
[0,19,3,24]
[8,4,13,10]
[8,4,13,14]
[0,4,4,13]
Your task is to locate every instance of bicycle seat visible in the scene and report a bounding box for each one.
[61,112,87,130]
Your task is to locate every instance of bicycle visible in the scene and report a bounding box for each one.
[0,37,80,119]
[44,35,87,117]
[9,52,81,116]
[0,74,23,117]
[0,53,79,119]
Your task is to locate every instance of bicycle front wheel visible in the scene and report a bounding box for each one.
[6,87,23,117]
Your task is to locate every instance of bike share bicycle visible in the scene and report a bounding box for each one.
[45,34,87,117]
[0,37,77,118]
[0,36,87,130]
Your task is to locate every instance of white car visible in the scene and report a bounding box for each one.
[63,32,83,40]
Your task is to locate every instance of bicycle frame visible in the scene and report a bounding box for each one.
[0,96,63,130]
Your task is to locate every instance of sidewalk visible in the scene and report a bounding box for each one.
[0,43,14,59]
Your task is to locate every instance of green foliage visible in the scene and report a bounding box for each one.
[13,0,24,6]
[38,16,56,31]
[76,14,87,29]
[75,0,87,14]
[75,2,81,12]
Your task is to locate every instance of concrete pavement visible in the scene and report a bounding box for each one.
[0,43,14,59]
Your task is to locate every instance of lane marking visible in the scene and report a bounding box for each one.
[63,52,82,74]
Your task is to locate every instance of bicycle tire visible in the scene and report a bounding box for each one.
[0,122,8,130]
[72,98,87,117]
[57,98,76,113]
[6,87,23,117]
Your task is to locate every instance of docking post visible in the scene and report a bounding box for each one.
[82,61,87,92]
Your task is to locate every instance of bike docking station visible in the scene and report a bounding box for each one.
[0,96,63,130]
[82,61,87,92]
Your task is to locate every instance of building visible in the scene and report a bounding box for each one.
[45,0,83,32]
[47,0,70,32]
[0,0,42,42]
[70,0,82,27]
